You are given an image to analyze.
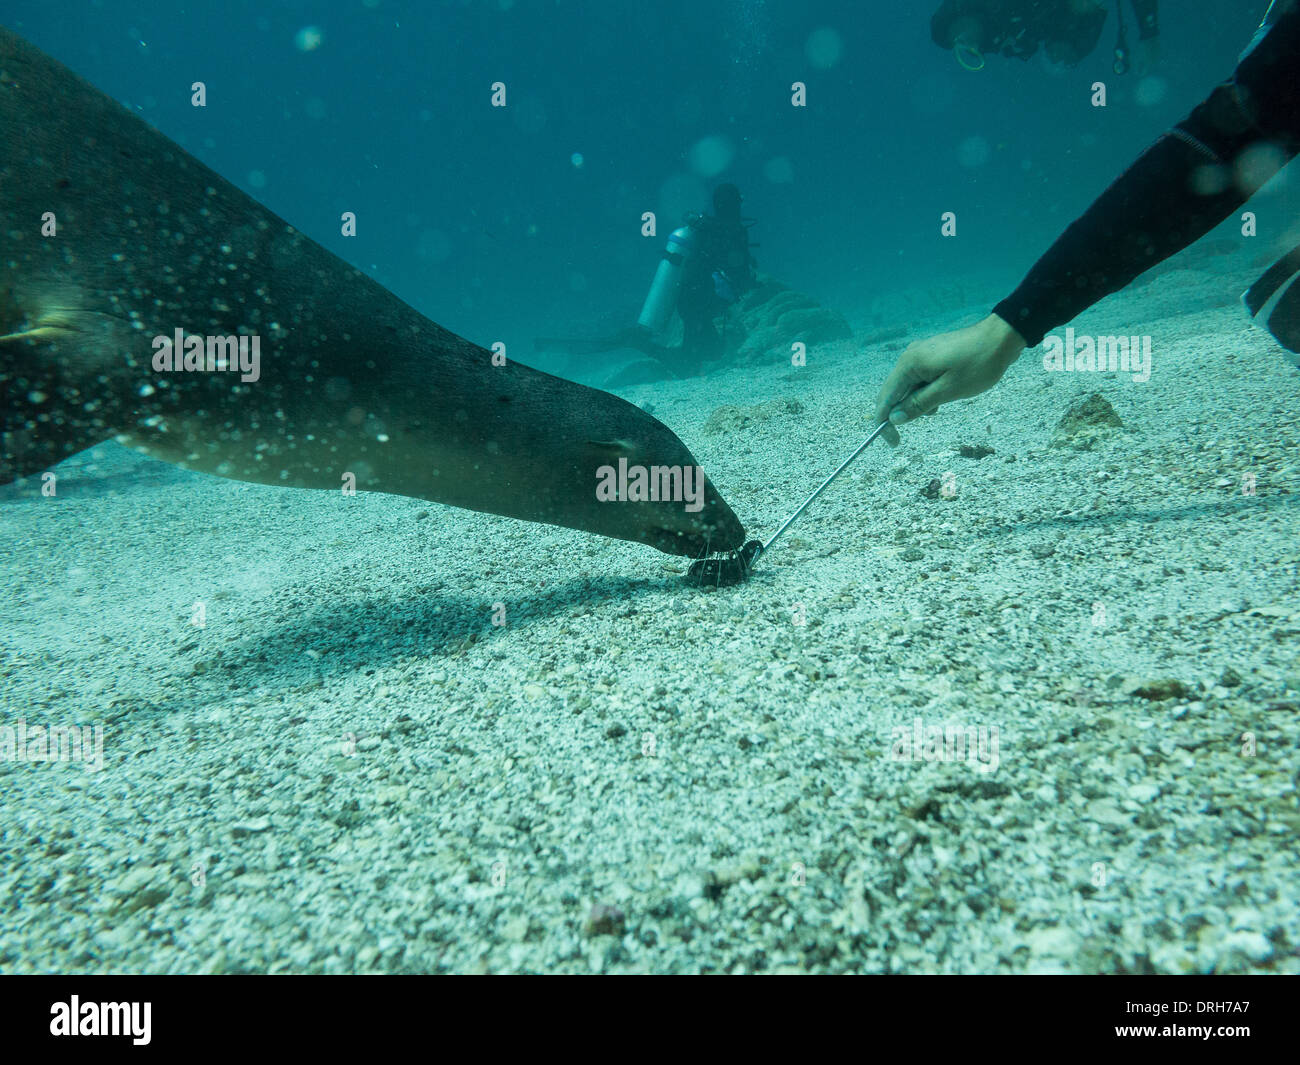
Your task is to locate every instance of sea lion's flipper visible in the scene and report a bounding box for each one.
[0,310,135,484]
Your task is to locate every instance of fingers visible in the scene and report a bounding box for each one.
[874,347,941,442]
[873,315,1022,437]
[874,358,924,445]
[877,380,945,436]
[895,377,947,423]
[873,355,925,426]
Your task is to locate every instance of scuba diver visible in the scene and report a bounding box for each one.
[534,184,757,377]
[635,183,758,373]
[932,0,1159,74]
[877,0,1300,430]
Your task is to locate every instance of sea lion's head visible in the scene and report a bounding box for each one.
[581,429,746,557]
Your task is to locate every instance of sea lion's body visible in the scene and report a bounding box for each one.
[0,26,744,557]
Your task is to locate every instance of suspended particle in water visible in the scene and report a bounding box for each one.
[1235,142,1288,196]
[1135,75,1168,108]
[295,26,324,52]
[805,27,843,69]
[764,156,794,184]
[688,135,734,178]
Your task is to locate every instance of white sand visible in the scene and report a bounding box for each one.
[2,249,1298,973]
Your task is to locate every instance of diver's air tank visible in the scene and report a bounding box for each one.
[637,225,695,333]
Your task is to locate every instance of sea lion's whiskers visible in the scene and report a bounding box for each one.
[689,535,712,589]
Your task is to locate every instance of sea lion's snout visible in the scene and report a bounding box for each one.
[637,488,746,557]
[585,428,745,557]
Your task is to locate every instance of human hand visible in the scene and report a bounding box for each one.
[872,314,1027,444]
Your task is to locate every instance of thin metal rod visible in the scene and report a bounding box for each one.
[761,421,890,554]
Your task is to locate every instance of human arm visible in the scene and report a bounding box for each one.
[875,5,1299,430]
[995,5,1298,346]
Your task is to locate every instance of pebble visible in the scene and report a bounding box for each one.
[584,904,625,938]
[108,865,171,913]
[1126,678,1194,701]
[1086,801,1132,826]
[1026,925,1080,958]
[1220,930,1273,965]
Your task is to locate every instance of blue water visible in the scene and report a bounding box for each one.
[4,0,1273,361]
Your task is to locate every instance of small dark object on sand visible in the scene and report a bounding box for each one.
[688,540,764,587]
[686,421,893,590]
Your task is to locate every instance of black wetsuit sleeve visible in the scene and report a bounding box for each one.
[993,4,1300,348]
[1131,0,1159,41]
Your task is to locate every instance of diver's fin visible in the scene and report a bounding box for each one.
[0,311,133,485]
[1244,244,1300,364]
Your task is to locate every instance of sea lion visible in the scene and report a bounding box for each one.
[0,26,744,557]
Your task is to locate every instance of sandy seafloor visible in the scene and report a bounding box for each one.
[2,248,1299,975]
